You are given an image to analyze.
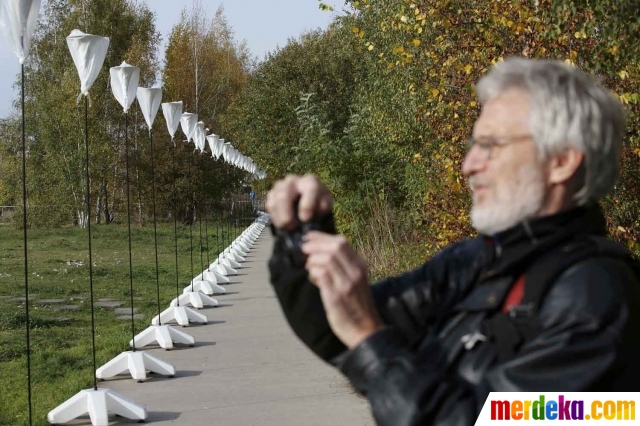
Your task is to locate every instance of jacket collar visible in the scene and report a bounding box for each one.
[478,203,608,277]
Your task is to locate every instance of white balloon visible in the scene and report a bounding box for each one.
[66,30,110,98]
[137,87,162,130]
[161,101,183,139]
[180,113,198,143]
[194,121,206,151]
[110,61,140,113]
[0,0,40,64]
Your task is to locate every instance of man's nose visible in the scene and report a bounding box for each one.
[461,145,487,177]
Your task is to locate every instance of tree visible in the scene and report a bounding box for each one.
[0,0,161,228]
[161,1,251,222]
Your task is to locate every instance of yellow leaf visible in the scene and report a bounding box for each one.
[618,226,626,232]
[574,31,581,38]
[400,15,409,23]
[619,70,629,80]
[470,101,477,107]
[359,30,365,38]
[387,62,395,69]
[417,27,423,34]
[412,39,421,47]
[431,88,440,98]
[368,44,374,51]
[463,64,473,75]
[352,26,360,34]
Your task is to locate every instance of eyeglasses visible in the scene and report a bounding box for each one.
[465,134,532,160]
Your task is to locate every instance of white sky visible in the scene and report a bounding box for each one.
[0,0,340,117]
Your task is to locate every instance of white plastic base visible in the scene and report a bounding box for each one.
[48,388,147,426]
[96,350,175,382]
[130,324,195,350]
[226,245,247,256]
[235,241,251,252]
[219,257,241,271]
[225,251,245,263]
[183,279,226,295]
[202,270,228,284]
[212,261,237,276]
[170,291,219,309]
[206,266,231,282]
[152,305,208,326]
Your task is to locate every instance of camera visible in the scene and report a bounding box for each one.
[273,200,325,268]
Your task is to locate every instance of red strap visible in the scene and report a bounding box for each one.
[502,275,525,313]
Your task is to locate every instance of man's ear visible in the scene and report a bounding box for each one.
[547,147,584,185]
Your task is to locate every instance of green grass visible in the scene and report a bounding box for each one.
[0,220,247,426]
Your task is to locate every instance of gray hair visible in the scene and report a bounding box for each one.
[476,57,626,206]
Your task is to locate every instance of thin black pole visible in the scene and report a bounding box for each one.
[172,141,179,306]
[150,129,161,325]
[205,203,210,272]
[225,197,229,260]
[198,164,204,274]
[124,112,136,352]
[189,154,194,292]
[217,204,221,261]
[21,63,33,426]
[83,95,98,391]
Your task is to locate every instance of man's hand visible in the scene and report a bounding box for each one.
[302,231,385,349]
[265,174,333,229]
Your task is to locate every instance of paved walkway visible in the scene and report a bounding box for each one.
[100,228,374,425]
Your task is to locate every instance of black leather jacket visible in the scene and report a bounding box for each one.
[268,205,640,425]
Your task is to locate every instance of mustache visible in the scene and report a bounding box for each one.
[468,176,490,189]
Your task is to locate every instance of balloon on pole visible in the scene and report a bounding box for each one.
[137,87,162,131]
[66,29,110,102]
[0,0,40,64]
[180,112,198,143]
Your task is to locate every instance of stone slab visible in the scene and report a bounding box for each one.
[35,299,66,304]
[94,301,123,308]
[53,305,81,311]
[117,314,144,321]
[113,307,138,315]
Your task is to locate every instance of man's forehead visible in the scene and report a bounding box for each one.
[473,89,530,136]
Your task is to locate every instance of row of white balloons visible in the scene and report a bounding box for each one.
[67,28,266,178]
[0,0,265,178]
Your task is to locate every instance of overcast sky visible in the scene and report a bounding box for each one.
[0,0,339,118]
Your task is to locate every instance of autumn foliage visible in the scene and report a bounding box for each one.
[231,0,639,276]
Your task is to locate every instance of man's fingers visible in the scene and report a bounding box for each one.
[266,175,298,229]
[266,174,333,229]
[296,175,324,222]
[307,264,334,289]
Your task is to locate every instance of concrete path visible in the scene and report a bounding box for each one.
[99,229,375,425]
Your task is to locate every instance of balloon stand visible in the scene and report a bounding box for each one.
[171,290,219,309]
[95,350,175,382]
[183,279,225,295]
[152,305,208,327]
[131,324,196,350]
[47,389,147,426]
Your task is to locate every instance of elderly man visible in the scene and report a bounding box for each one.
[266,58,640,425]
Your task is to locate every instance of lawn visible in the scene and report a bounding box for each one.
[0,219,247,426]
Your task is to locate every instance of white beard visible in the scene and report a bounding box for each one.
[470,162,546,235]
